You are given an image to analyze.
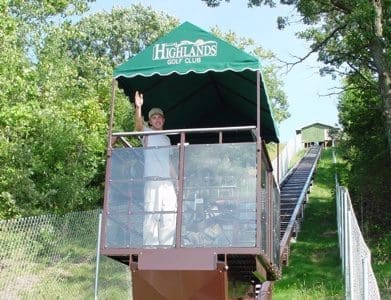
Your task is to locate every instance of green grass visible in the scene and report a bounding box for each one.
[374,263,391,299]
[273,149,344,299]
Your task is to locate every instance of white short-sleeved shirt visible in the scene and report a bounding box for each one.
[143,127,171,178]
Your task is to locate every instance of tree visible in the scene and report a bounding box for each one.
[211,27,290,123]
[0,3,179,218]
[201,0,280,7]
[0,0,104,217]
[294,0,391,158]
[66,4,178,67]
[202,0,391,157]
[338,78,390,239]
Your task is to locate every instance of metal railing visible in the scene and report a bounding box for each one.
[102,125,281,271]
[334,151,381,300]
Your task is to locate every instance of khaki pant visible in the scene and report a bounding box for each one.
[143,180,177,246]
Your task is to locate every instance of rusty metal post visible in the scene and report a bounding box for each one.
[256,70,262,249]
[175,132,186,248]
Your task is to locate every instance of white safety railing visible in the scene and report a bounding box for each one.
[334,151,381,300]
[272,134,302,183]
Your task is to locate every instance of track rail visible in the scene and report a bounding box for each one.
[279,145,322,265]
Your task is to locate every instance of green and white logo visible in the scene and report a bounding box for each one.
[152,39,218,65]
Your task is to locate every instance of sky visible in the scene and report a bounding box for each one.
[89,0,340,143]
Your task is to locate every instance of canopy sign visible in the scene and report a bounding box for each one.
[152,39,218,64]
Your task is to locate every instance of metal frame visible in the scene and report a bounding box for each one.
[101,126,273,257]
[100,72,281,295]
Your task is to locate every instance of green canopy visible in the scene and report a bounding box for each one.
[114,21,279,143]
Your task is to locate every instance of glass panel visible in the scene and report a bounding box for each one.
[108,181,144,213]
[181,143,257,248]
[109,147,145,180]
[105,146,179,248]
[105,213,144,248]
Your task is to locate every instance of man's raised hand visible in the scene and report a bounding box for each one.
[135,91,143,108]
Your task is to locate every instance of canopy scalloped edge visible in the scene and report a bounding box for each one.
[114,66,260,79]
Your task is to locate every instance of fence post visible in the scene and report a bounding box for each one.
[347,211,353,300]
[94,213,103,300]
[336,186,342,267]
[363,258,368,300]
[342,189,347,276]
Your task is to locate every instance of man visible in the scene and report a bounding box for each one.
[134,91,177,247]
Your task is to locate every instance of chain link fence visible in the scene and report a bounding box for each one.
[335,185,381,300]
[0,209,132,299]
[333,151,381,300]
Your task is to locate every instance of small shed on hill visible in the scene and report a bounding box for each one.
[296,122,338,148]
